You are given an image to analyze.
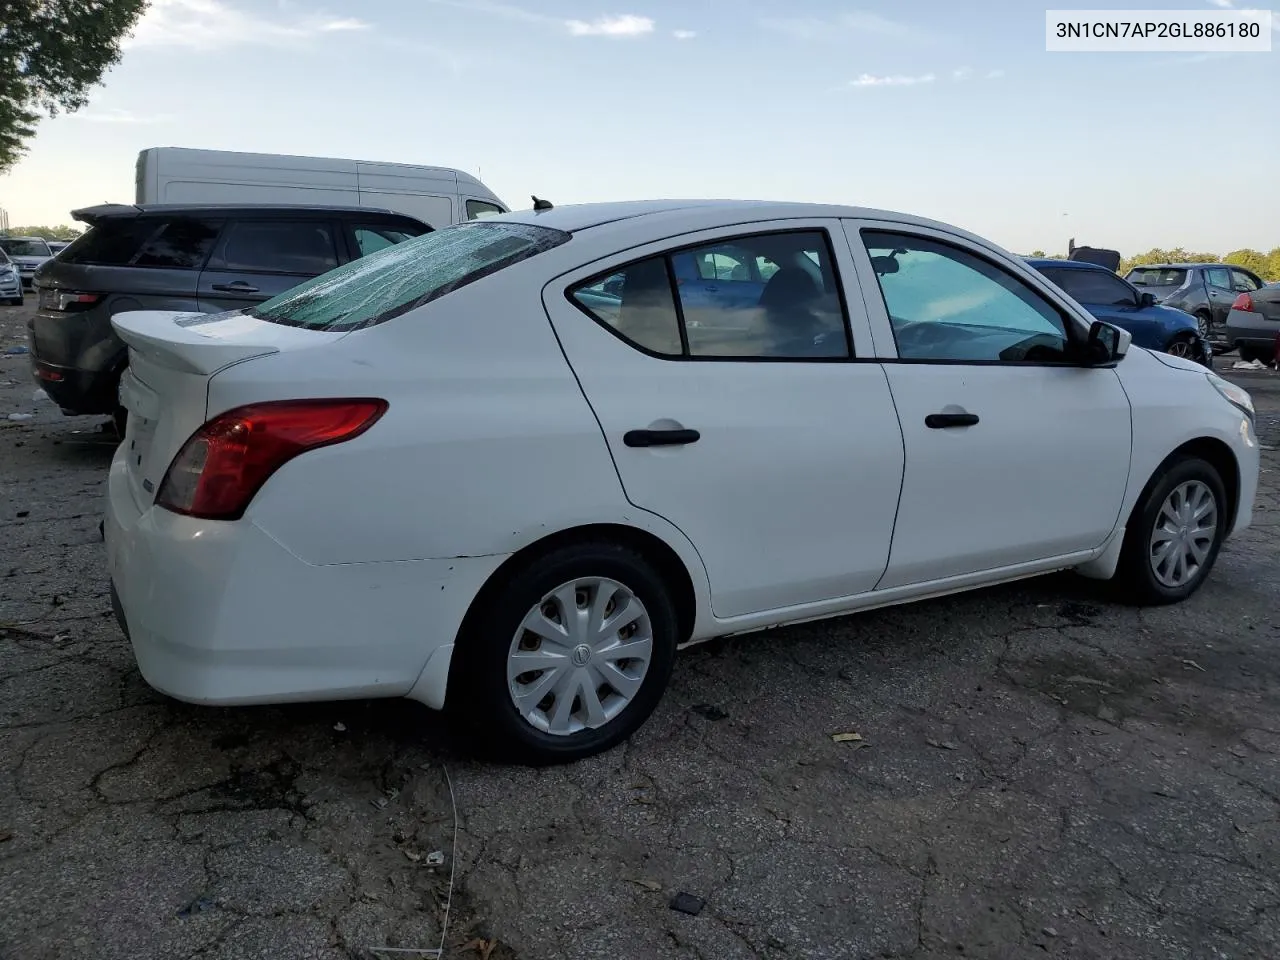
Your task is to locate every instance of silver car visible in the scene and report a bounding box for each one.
[0,248,22,305]
[0,236,53,288]
[1225,283,1280,364]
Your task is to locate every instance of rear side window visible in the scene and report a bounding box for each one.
[133,218,223,269]
[1039,267,1135,305]
[208,221,338,275]
[59,219,164,266]
[250,220,569,332]
[1127,267,1186,287]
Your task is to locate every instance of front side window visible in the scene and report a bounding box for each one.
[864,231,1070,363]
[1040,268,1136,306]
[569,230,852,360]
[1205,267,1232,290]
[208,221,338,275]
[466,200,504,219]
[1230,269,1261,293]
[251,220,569,332]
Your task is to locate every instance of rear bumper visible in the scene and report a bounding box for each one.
[1225,310,1279,355]
[104,450,504,709]
[28,358,121,415]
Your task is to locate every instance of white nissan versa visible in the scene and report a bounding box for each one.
[104,200,1260,764]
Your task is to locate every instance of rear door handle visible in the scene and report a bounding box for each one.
[925,412,979,429]
[624,428,701,448]
[211,281,260,293]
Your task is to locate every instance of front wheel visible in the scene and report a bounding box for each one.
[1163,332,1197,360]
[1113,457,1227,605]
[451,542,679,764]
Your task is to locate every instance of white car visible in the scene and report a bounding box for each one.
[104,200,1260,764]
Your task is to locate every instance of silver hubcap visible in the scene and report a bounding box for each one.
[1197,315,1209,337]
[1166,338,1192,358]
[1149,481,1218,588]
[507,578,653,736]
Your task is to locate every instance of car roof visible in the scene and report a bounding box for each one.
[0,235,49,242]
[1128,263,1216,270]
[494,198,996,243]
[1024,257,1112,272]
[70,202,421,222]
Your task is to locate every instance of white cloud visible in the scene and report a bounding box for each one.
[566,14,654,37]
[952,66,972,80]
[850,72,935,87]
[67,108,174,124]
[673,29,697,40]
[1207,0,1233,7]
[985,68,1005,79]
[125,0,371,49]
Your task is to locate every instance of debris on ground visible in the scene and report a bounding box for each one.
[459,938,498,959]
[2,345,28,355]
[626,878,662,892]
[925,738,960,751]
[31,389,47,403]
[6,413,33,421]
[0,829,13,843]
[831,732,863,743]
[177,896,213,918]
[404,850,422,862]
[333,722,347,732]
[690,703,729,721]
[370,796,390,810]
[1233,359,1267,370]
[1181,658,1206,672]
[425,850,445,867]
[669,892,706,916]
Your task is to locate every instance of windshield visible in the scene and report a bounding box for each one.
[1127,267,1186,287]
[249,220,570,332]
[0,238,52,257]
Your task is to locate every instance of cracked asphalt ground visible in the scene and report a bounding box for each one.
[1,296,1278,960]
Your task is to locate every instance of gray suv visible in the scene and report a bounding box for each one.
[28,203,429,431]
[1124,262,1266,353]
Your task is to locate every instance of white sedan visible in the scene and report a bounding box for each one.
[104,200,1261,764]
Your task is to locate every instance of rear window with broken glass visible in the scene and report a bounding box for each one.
[248,221,570,332]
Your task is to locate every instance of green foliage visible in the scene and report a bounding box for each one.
[6,224,82,240]
[0,0,149,172]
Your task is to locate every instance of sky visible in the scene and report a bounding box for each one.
[0,0,1277,255]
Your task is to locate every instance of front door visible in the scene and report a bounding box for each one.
[846,222,1133,589]
[543,222,905,620]
[1204,266,1237,329]
[197,218,341,313]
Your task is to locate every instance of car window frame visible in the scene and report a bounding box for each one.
[342,218,431,263]
[845,221,1091,366]
[1204,266,1233,291]
[465,199,505,220]
[1041,266,1138,307]
[126,216,226,271]
[563,224,860,364]
[203,217,343,278]
[1229,268,1261,293]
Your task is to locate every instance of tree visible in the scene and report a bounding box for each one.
[1029,249,1046,258]
[1118,247,1221,277]
[1224,248,1268,278]
[0,0,149,173]
[6,224,82,240]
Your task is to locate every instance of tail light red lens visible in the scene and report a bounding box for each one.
[1231,292,1254,312]
[155,398,388,521]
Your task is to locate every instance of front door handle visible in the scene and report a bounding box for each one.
[624,428,700,448]
[211,281,260,293]
[925,412,979,429]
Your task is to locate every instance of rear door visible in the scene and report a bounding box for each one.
[197,218,340,313]
[543,221,906,620]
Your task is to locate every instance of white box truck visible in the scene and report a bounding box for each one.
[135,147,508,229]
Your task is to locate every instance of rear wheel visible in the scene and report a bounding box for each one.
[1193,311,1211,339]
[451,541,679,764]
[1113,457,1227,605]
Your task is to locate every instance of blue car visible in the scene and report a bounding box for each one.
[1026,258,1213,367]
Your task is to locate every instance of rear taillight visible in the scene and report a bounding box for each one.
[155,399,388,521]
[40,290,103,312]
[1231,292,1254,312]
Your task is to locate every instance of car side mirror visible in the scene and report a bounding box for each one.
[1139,292,1156,308]
[1084,320,1132,366]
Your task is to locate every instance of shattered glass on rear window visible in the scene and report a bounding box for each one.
[247,221,570,332]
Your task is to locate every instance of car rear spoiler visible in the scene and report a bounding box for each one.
[1067,243,1122,273]
[70,204,144,226]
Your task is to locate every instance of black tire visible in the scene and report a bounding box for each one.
[450,541,679,765]
[1162,332,1197,361]
[1238,345,1272,365]
[1193,311,1212,340]
[1113,456,1228,606]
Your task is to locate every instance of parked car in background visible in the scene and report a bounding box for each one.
[1027,258,1212,367]
[1125,263,1265,353]
[28,202,430,433]
[0,235,54,287]
[0,247,23,305]
[1225,286,1280,364]
[47,240,71,256]
[135,147,508,230]
[102,200,1259,764]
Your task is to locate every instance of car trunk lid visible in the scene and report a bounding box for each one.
[111,308,344,511]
